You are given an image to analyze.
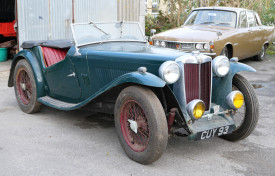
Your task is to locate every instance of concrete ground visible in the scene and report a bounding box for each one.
[0,56,275,176]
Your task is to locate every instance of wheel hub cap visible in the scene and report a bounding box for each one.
[128,119,138,134]
[20,83,26,91]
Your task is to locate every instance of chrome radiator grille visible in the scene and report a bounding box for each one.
[184,62,212,110]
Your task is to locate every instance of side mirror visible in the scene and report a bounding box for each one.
[150,29,156,36]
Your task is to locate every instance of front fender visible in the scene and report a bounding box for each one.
[110,71,166,88]
[212,62,256,109]
[53,71,166,110]
[8,49,46,97]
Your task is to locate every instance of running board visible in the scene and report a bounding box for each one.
[38,96,81,111]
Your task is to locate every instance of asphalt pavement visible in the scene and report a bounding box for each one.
[0,56,275,176]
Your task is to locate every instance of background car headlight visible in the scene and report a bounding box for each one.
[212,56,230,77]
[160,41,166,47]
[187,99,205,120]
[159,61,180,84]
[155,40,160,46]
[226,91,244,109]
[195,43,203,50]
[204,43,210,50]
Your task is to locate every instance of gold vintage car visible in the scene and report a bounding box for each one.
[152,7,275,61]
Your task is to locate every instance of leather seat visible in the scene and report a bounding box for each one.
[41,47,68,67]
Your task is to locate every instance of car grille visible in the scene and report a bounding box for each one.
[166,42,177,49]
[166,42,195,50]
[184,62,212,110]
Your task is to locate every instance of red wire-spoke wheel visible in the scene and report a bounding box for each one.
[120,100,150,152]
[16,68,32,105]
[14,60,41,114]
[115,86,168,164]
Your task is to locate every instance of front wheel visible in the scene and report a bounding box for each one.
[221,74,259,141]
[114,86,168,164]
[221,46,229,58]
[255,45,266,61]
[14,59,41,113]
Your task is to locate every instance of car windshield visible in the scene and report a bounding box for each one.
[184,10,237,28]
[71,22,146,47]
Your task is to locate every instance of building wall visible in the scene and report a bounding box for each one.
[17,0,144,48]
[117,0,145,33]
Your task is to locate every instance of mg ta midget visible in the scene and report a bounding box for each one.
[8,22,259,164]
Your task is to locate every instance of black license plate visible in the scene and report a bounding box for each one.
[195,125,235,141]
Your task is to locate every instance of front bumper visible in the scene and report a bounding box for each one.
[187,103,236,140]
[183,51,216,56]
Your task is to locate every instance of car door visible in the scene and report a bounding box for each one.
[233,10,251,59]
[253,12,265,52]
[246,11,261,56]
[44,48,81,101]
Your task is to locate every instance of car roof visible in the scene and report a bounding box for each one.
[193,6,248,13]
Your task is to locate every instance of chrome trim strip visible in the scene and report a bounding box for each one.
[176,54,212,64]
[196,52,216,56]
[199,63,201,99]
[152,40,209,44]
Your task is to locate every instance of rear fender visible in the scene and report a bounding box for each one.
[212,62,256,109]
[8,49,46,97]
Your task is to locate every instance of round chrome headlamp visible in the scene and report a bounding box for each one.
[187,99,205,120]
[226,91,244,110]
[160,41,166,47]
[212,56,230,77]
[155,40,160,46]
[159,61,180,84]
[204,43,210,50]
[195,43,203,50]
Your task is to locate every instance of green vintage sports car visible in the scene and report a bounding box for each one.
[8,22,259,164]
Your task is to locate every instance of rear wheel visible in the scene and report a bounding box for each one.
[221,74,259,141]
[114,86,168,164]
[14,60,41,113]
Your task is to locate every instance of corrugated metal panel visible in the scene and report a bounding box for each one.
[50,0,73,39]
[17,0,73,47]
[117,0,145,33]
[17,0,50,47]
[117,0,140,21]
[74,0,117,23]
[17,0,144,48]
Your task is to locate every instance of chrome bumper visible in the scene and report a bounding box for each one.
[184,51,216,56]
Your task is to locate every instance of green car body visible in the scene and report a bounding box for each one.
[8,41,254,131]
[9,22,258,164]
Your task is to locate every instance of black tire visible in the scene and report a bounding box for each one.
[255,45,266,61]
[221,46,229,58]
[114,86,168,164]
[14,59,41,113]
[221,74,259,141]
